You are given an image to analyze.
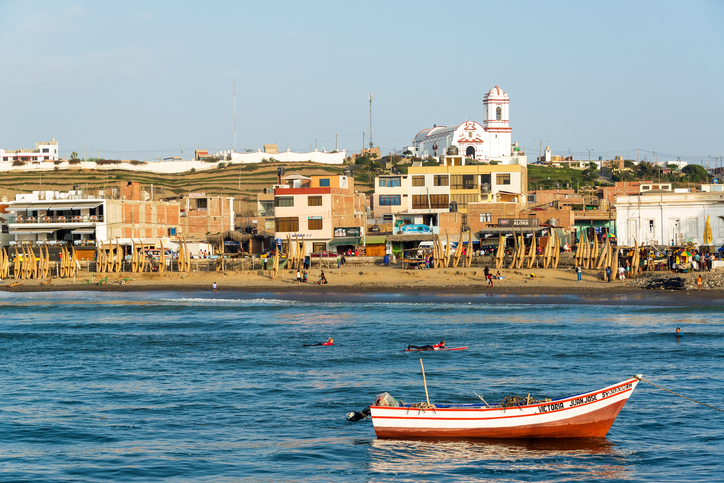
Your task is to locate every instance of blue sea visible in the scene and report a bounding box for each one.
[0,290,722,482]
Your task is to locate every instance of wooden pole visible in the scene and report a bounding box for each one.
[420,358,430,406]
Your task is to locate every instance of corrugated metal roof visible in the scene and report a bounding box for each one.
[364,235,386,244]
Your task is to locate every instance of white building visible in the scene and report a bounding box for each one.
[414,86,519,163]
[218,149,346,165]
[616,189,724,246]
[0,139,59,163]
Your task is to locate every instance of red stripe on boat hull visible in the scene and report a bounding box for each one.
[374,399,628,439]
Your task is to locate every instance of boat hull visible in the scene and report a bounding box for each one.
[371,377,638,439]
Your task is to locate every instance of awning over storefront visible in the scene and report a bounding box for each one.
[68,201,103,209]
[364,235,387,245]
[387,234,434,243]
[328,237,360,246]
[7,203,36,211]
[9,228,59,234]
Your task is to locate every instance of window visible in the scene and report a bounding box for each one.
[412,194,449,210]
[434,175,449,186]
[259,201,274,216]
[480,213,491,223]
[275,217,299,232]
[308,196,323,206]
[496,174,511,185]
[378,177,401,187]
[313,243,326,253]
[450,174,475,189]
[379,195,401,206]
[496,106,502,121]
[42,148,49,153]
[412,176,425,187]
[265,219,275,230]
[195,198,208,210]
[308,218,323,230]
[648,219,655,235]
[318,178,330,187]
[275,196,294,207]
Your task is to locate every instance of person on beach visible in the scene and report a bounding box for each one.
[337,254,341,268]
[303,271,308,283]
[697,275,702,291]
[487,273,494,287]
[296,269,302,284]
[407,341,445,351]
[316,270,328,285]
[213,281,217,293]
[618,266,625,281]
[576,264,582,282]
[303,337,334,347]
[484,266,490,280]
[606,266,612,282]
[263,255,268,270]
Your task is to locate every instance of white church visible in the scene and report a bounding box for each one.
[413,86,523,164]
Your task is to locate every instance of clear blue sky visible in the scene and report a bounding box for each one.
[1,0,722,165]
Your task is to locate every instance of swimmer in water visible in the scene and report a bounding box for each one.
[407,341,445,351]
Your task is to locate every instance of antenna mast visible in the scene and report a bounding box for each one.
[368,92,373,149]
[234,78,237,152]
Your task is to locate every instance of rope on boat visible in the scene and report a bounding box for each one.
[409,402,436,410]
[635,375,724,413]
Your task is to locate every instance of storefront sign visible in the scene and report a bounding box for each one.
[498,218,539,227]
[334,227,361,237]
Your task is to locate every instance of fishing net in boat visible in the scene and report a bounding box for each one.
[499,395,552,409]
[375,392,401,407]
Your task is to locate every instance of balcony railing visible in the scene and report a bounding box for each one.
[13,215,104,223]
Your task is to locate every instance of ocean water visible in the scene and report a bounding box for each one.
[0,290,722,482]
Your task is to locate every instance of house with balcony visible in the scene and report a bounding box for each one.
[273,173,365,254]
[5,182,181,251]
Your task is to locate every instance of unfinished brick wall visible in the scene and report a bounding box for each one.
[120,182,142,201]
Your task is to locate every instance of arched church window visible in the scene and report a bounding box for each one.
[496,106,502,121]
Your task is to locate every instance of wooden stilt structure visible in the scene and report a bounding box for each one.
[631,237,640,278]
[443,230,451,268]
[552,230,560,269]
[452,229,463,268]
[495,234,505,269]
[527,230,537,269]
[515,230,525,269]
[271,249,279,279]
[465,228,473,268]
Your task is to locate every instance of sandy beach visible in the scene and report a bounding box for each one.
[2,265,722,298]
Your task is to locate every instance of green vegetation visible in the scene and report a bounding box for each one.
[527,165,600,191]
[0,161,373,199]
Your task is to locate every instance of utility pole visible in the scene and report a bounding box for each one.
[368,93,373,149]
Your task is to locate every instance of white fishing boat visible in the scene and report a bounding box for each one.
[368,376,640,439]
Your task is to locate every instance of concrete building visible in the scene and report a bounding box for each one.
[273,174,366,254]
[372,156,528,232]
[1,139,59,163]
[5,182,180,246]
[178,193,235,239]
[616,188,724,246]
[414,86,521,163]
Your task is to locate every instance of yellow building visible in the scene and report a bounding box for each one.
[406,162,527,216]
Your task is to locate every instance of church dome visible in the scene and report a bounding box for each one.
[488,85,504,96]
